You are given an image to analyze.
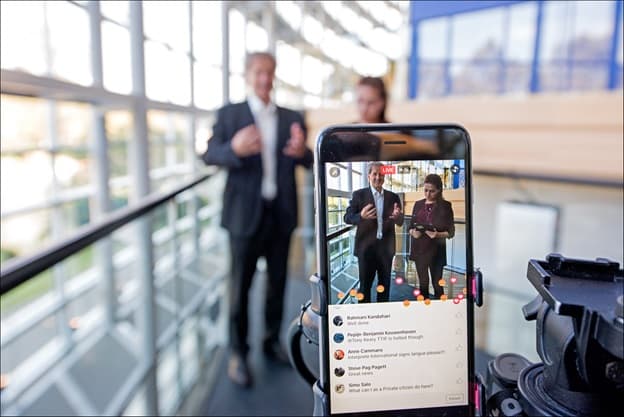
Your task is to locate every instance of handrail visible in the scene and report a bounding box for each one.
[1,173,214,295]
[327,225,354,241]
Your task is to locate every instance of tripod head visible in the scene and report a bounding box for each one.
[485,254,624,416]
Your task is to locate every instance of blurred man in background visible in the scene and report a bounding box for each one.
[202,52,313,387]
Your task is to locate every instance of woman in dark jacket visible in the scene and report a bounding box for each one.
[408,174,455,299]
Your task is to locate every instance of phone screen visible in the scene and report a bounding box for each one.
[316,126,474,416]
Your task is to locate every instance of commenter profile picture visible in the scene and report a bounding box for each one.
[333,316,343,326]
[334,367,345,377]
[334,349,345,360]
[333,333,344,343]
[335,384,345,393]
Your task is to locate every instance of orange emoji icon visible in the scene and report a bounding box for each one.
[356,293,364,301]
[349,289,358,297]
[417,295,425,301]
[424,299,431,305]
[440,294,448,301]
[403,299,410,307]
[337,292,344,299]
[376,285,385,293]
[438,279,446,287]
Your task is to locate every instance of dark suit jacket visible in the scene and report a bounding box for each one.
[202,101,313,238]
[344,187,404,259]
[408,198,455,262]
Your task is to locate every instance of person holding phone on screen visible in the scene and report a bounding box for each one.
[344,162,403,303]
[408,173,455,300]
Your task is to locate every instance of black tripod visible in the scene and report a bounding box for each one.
[482,254,624,416]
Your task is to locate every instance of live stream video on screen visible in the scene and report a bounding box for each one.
[325,159,467,306]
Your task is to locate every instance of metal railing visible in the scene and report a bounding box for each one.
[0,172,229,416]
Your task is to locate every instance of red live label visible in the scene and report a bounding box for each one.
[380,165,396,175]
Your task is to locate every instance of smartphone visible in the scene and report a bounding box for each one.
[314,124,475,416]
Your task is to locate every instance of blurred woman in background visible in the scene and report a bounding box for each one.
[355,76,389,123]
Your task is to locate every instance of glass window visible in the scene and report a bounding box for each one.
[192,1,222,66]
[0,2,47,75]
[303,95,321,109]
[102,21,132,94]
[275,1,302,31]
[194,62,223,110]
[451,8,504,61]
[106,110,133,180]
[157,343,180,415]
[0,95,48,152]
[229,74,246,103]
[540,1,573,61]
[60,199,92,238]
[111,185,130,211]
[364,28,401,60]
[1,208,53,264]
[275,88,301,109]
[618,15,623,65]
[54,150,91,190]
[418,63,446,98]
[147,111,190,180]
[302,16,324,45]
[143,1,190,52]
[229,9,246,74]
[618,13,623,89]
[276,42,301,87]
[539,64,569,91]
[1,152,54,213]
[302,55,322,95]
[571,63,608,90]
[320,29,340,62]
[246,21,268,53]
[145,41,191,105]
[100,0,129,26]
[56,102,92,147]
[506,2,537,62]
[572,1,613,61]
[46,1,92,85]
[0,270,54,318]
[195,115,215,155]
[504,63,532,93]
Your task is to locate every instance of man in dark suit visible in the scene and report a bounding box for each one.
[344,162,403,303]
[202,52,312,387]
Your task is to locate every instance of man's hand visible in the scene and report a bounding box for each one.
[360,203,377,220]
[389,202,402,220]
[425,229,438,239]
[231,124,262,157]
[283,122,306,158]
[409,229,422,239]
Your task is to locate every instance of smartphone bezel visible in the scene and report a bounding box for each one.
[314,123,476,417]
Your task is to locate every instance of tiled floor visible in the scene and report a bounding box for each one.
[199,270,317,416]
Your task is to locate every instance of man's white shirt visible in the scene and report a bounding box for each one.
[248,94,278,200]
[370,186,384,239]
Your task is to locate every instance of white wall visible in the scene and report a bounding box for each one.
[473,174,623,360]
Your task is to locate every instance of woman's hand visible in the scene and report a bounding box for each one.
[409,228,422,239]
[425,230,438,239]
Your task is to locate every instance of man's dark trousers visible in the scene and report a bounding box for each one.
[228,200,291,356]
